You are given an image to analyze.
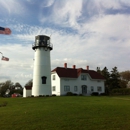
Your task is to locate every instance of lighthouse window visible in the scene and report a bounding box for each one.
[41,76,47,84]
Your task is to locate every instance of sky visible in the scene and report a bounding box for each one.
[0,0,130,87]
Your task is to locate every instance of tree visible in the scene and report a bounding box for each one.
[101,67,110,86]
[25,79,33,87]
[109,67,120,90]
[0,80,14,96]
[96,67,102,74]
[10,82,23,95]
[119,80,127,88]
[101,67,110,94]
[0,81,23,96]
[14,82,23,89]
[120,71,130,82]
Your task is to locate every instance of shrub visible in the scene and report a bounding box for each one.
[46,95,49,97]
[91,92,99,96]
[99,93,106,96]
[73,93,78,96]
[111,88,130,95]
[79,94,83,96]
[39,95,42,97]
[52,94,56,96]
[31,95,34,97]
[66,92,73,96]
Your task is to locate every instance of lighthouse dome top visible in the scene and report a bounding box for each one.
[32,35,53,50]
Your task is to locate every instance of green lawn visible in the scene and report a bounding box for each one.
[0,96,130,130]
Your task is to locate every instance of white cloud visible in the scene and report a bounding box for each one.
[0,44,33,86]
[40,0,83,29]
[41,0,55,7]
[94,0,122,10]
[80,14,130,39]
[0,0,26,15]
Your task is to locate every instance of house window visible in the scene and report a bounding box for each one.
[53,75,55,80]
[91,86,94,91]
[52,86,56,91]
[97,86,102,92]
[97,80,101,82]
[81,75,87,80]
[64,86,70,92]
[65,79,69,81]
[74,86,78,92]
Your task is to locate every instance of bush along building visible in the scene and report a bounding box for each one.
[51,63,105,96]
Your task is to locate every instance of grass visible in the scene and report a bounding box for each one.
[0,96,130,130]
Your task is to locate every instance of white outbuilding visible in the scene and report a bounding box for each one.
[23,86,32,97]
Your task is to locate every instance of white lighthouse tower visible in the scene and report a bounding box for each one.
[32,35,53,96]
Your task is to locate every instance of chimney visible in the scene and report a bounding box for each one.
[64,63,67,68]
[73,65,76,69]
[86,66,89,70]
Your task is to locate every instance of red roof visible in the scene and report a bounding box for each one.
[51,67,105,80]
[25,86,32,90]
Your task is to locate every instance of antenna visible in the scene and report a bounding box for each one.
[50,33,52,38]
[50,33,52,44]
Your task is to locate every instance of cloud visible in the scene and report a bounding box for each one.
[39,0,83,29]
[41,0,55,7]
[0,0,26,15]
[0,43,33,86]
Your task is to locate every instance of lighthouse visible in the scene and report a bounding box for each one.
[32,35,53,96]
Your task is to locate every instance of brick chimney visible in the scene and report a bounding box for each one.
[86,66,89,70]
[64,63,67,68]
[73,65,76,69]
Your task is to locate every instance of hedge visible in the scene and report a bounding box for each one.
[111,88,130,95]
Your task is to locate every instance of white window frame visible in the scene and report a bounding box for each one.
[52,86,56,91]
[81,75,87,80]
[74,86,78,92]
[91,86,94,91]
[97,86,102,92]
[53,75,55,80]
[64,85,70,92]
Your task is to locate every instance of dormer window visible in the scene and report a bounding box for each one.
[81,75,87,80]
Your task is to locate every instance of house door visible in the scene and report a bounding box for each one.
[82,85,87,95]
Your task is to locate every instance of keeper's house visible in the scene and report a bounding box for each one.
[51,63,105,96]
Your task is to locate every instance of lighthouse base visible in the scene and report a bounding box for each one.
[32,85,51,96]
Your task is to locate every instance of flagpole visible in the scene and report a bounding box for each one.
[0,52,2,70]
[0,52,3,59]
